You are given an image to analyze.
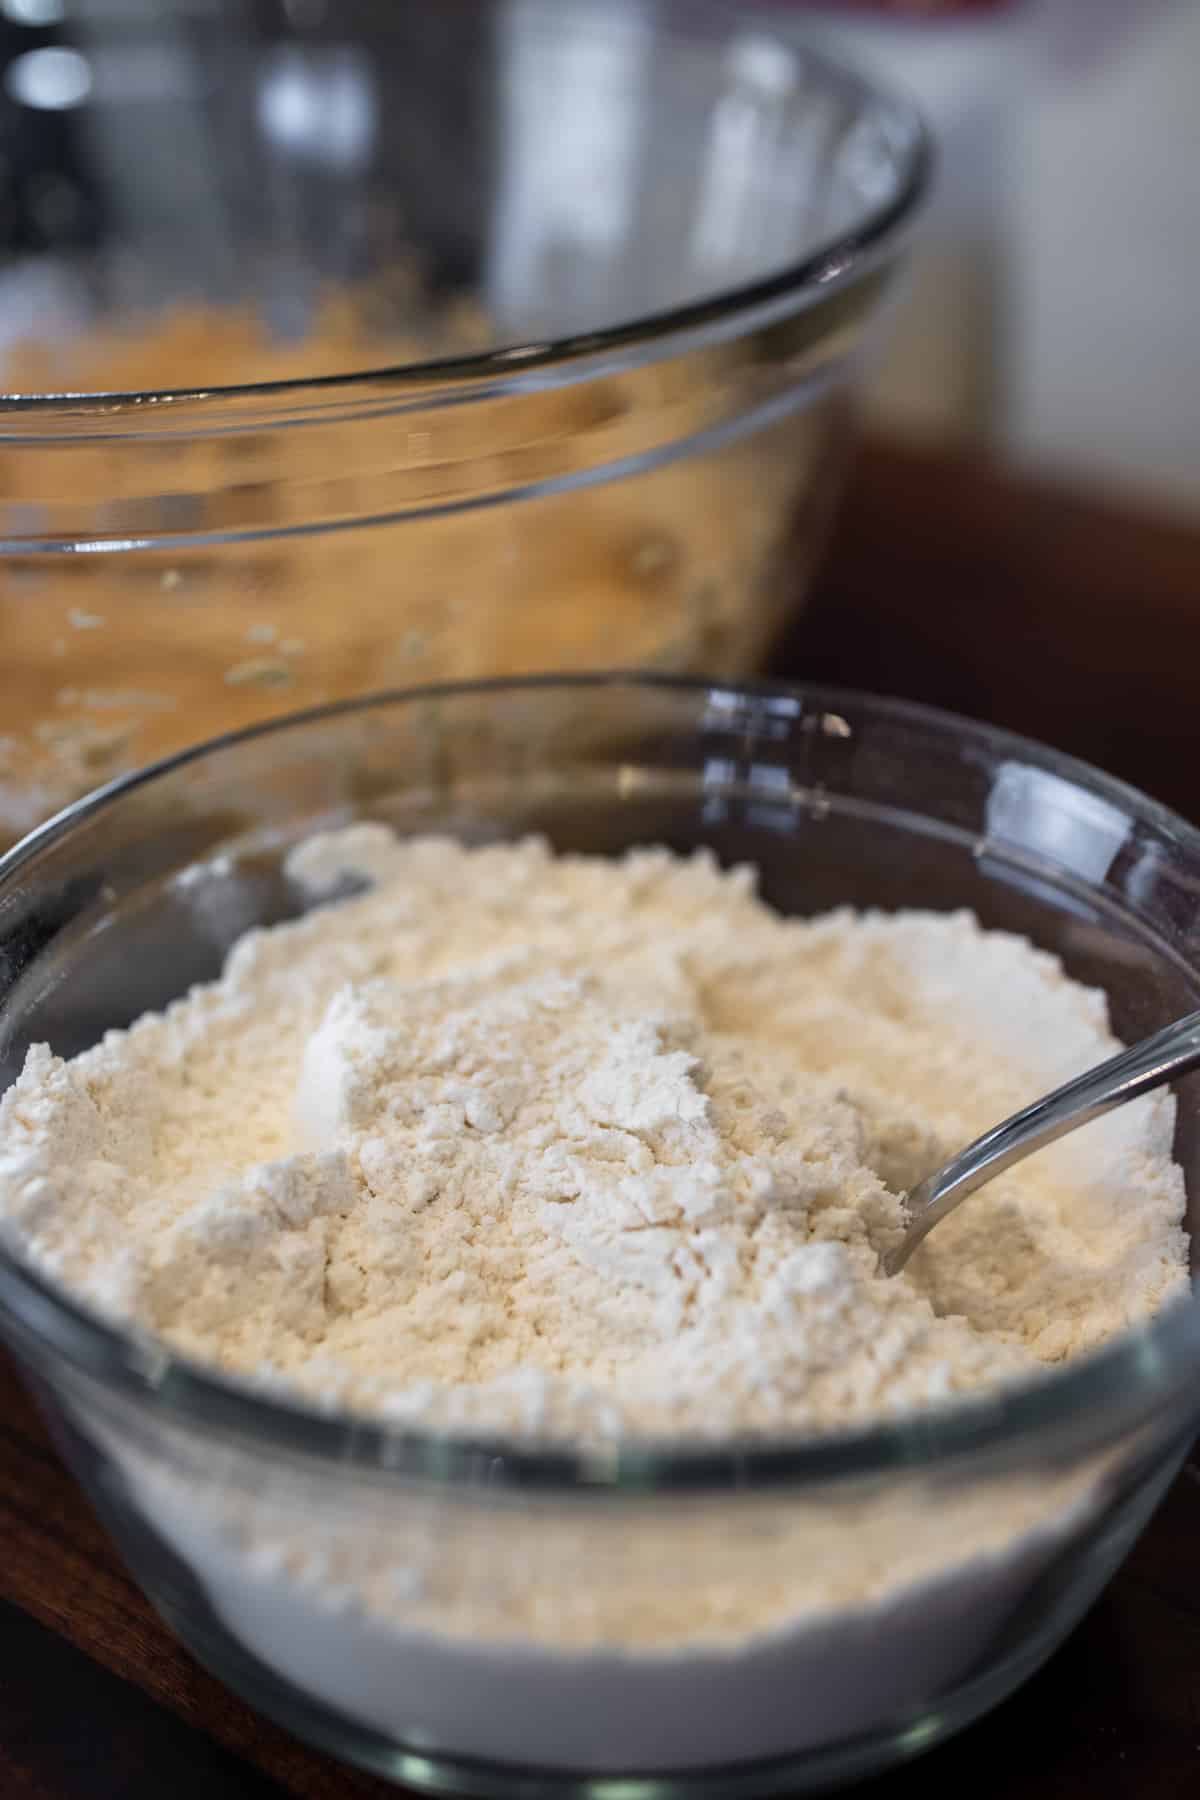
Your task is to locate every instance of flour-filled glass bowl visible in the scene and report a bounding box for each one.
[0,0,925,847]
[1,676,1198,1798]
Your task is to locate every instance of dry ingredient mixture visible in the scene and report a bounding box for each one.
[0,829,1187,1442]
[0,830,1191,1769]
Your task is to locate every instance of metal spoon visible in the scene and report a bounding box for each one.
[884,1009,1200,1276]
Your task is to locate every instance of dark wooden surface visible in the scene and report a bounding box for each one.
[792,437,1200,827]
[3,434,1200,1797]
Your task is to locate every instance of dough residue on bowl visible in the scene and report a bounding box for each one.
[0,297,820,843]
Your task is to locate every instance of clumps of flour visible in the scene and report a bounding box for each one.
[0,829,1188,1441]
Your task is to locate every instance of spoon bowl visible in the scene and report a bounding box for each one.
[885,1009,1200,1275]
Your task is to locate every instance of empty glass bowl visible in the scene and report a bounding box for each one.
[0,0,926,845]
[0,676,1197,1797]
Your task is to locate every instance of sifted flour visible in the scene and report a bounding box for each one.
[0,827,1186,1440]
[0,830,1191,1775]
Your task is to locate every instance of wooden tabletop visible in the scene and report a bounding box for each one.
[3,434,1200,1798]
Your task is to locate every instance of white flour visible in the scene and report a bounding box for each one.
[0,828,1185,1437]
[0,829,1189,1773]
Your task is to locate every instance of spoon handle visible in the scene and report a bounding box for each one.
[884,1007,1200,1275]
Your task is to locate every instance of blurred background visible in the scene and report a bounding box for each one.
[1,0,1194,513]
[788,0,1200,519]
[0,0,1195,835]
[774,0,1200,824]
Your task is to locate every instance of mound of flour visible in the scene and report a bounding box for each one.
[0,828,1187,1441]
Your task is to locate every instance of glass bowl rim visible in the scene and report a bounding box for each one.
[1,671,1197,1494]
[0,19,931,413]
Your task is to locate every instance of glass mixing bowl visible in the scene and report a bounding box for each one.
[4,676,1197,1798]
[0,0,926,847]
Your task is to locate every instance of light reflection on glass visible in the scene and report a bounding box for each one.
[986,761,1131,884]
[489,0,651,334]
[6,46,92,111]
[690,34,798,274]
[1,0,67,25]
[258,47,377,172]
